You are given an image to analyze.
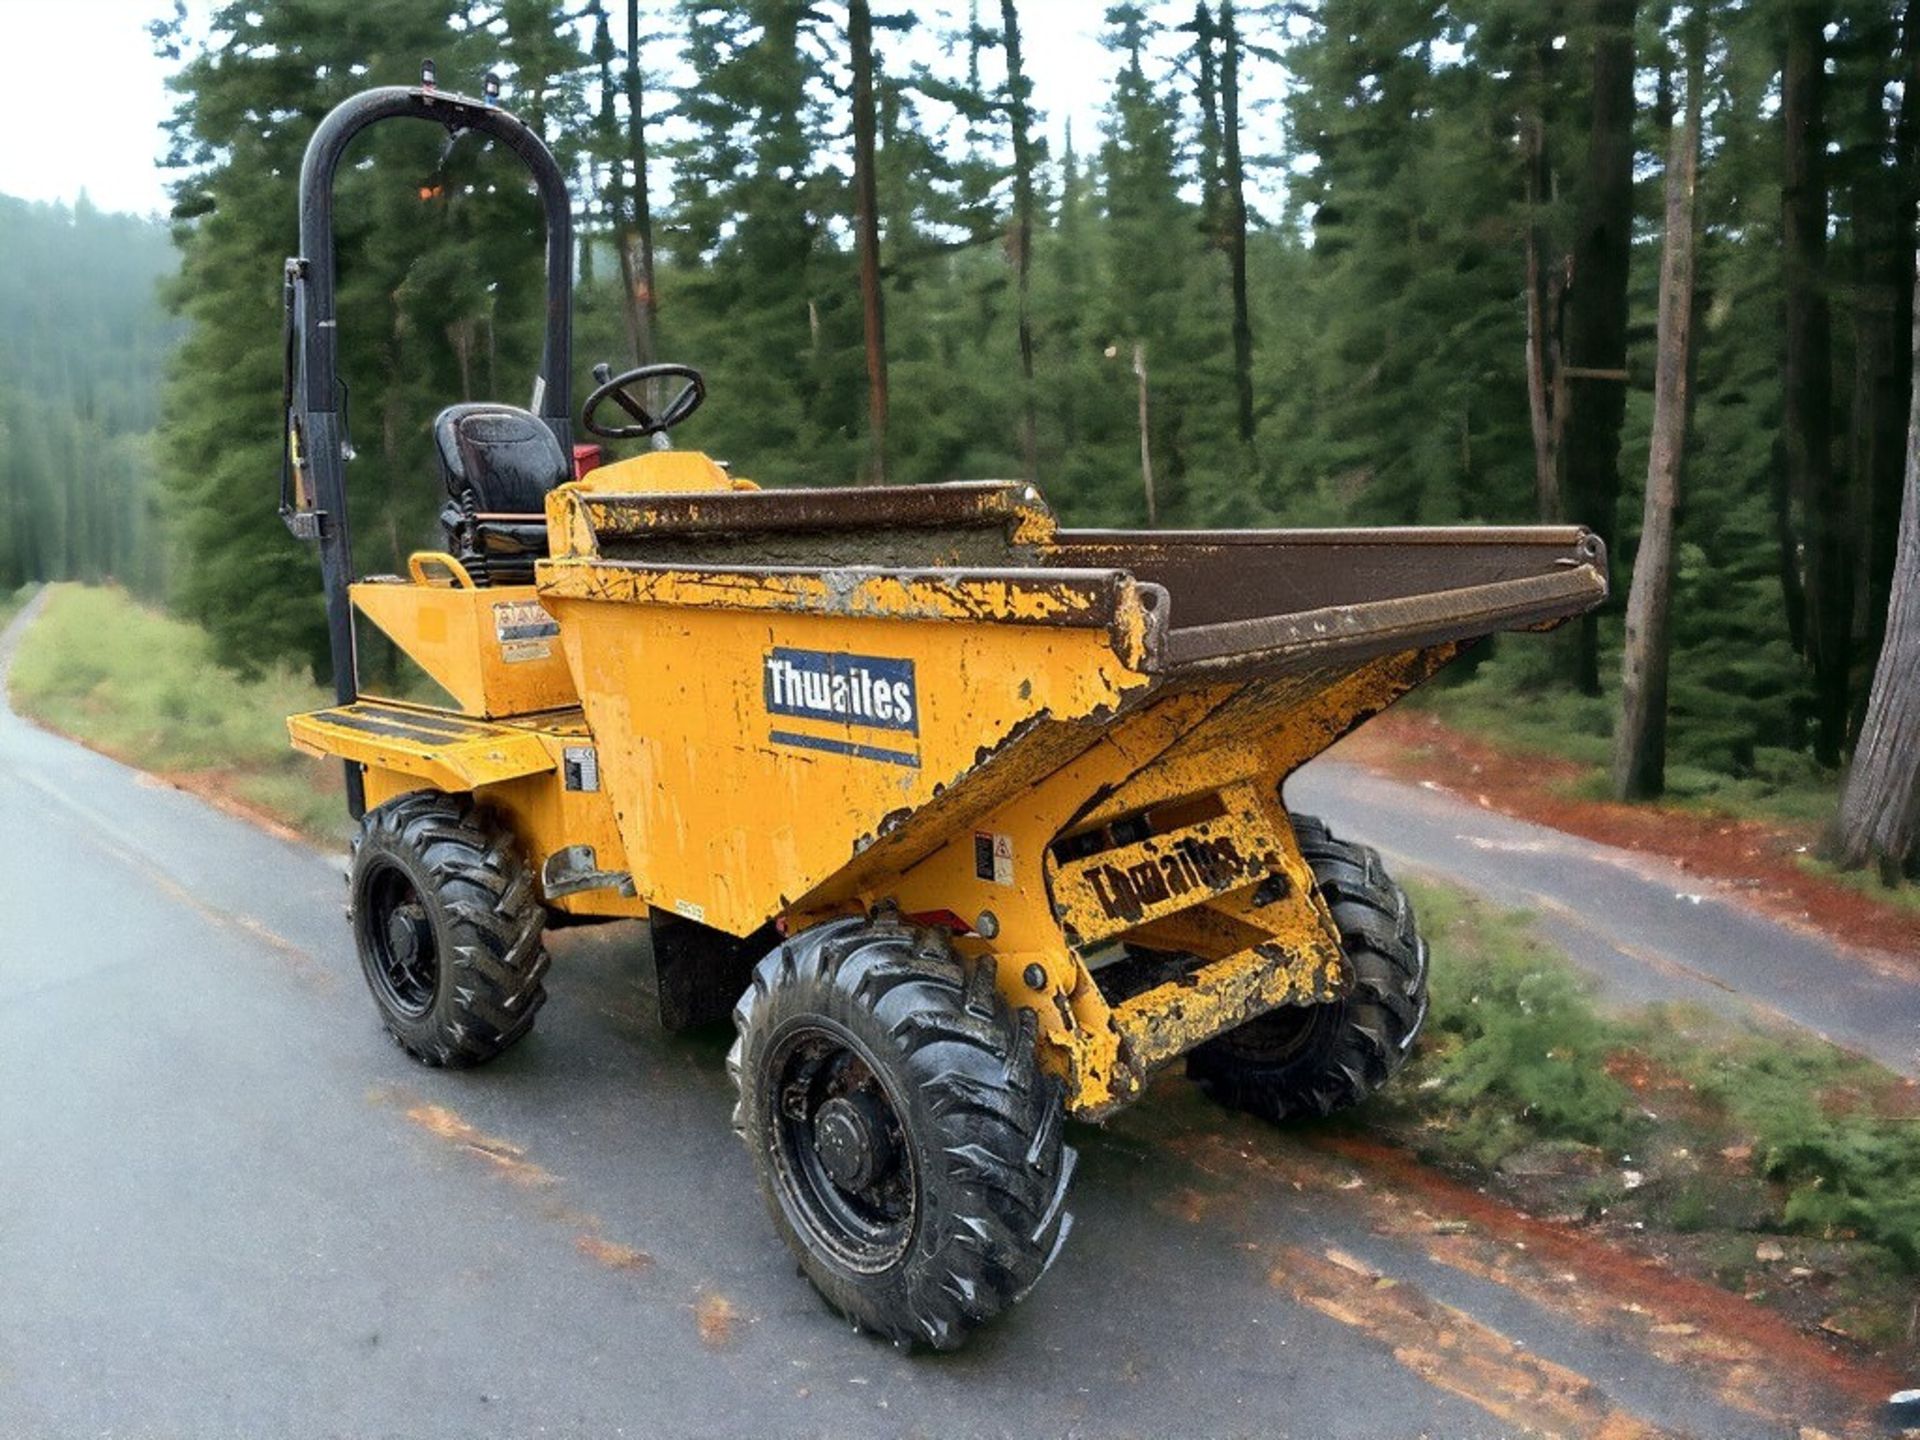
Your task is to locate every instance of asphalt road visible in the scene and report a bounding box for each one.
[1288,763,1920,1077]
[0,595,1896,1438]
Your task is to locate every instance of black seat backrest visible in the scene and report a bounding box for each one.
[433,403,570,586]
[433,403,571,513]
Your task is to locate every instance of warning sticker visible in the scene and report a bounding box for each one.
[974,831,1015,887]
[493,599,558,663]
[562,745,599,792]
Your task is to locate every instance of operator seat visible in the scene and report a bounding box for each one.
[433,402,570,586]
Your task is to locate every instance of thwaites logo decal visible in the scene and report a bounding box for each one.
[1085,835,1270,923]
[763,647,920,767]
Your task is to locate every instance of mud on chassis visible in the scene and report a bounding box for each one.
[280,74,1609,1350]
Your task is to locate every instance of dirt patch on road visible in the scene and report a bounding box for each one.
[1270,1243,1676,1439]
[404,1102,557,1188]
[694,1292,738,1348]
[576,1234,654,1272]
[1333,710,1920,960]
[1164,1118,1898,1433]
[1307,1133,1909,1422]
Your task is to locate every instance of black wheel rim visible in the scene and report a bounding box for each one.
[764,1022,917,1274]
[362,862,439,1019]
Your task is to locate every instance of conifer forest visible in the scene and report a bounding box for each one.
[4,0,1919,872]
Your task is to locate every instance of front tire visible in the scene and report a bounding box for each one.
[729,917,1075,1350]
[1187,814,1428,1122]
[348,791,550,1066]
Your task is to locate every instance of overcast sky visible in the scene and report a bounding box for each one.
[0,1,1287,220]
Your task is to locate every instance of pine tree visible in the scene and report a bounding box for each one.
[0,196,174,594]
[1100,3,1226,522]
[1616,4,1705,800]
[1001,0,1040,481]
[849,0,891,484]
[159,1,579,674]
[1560,0,1639,696]
[667,0,854,485]
[1836,249,1920,876]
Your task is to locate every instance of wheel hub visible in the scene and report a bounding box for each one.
[764,1024,918,1273]
[386,908,429,968]
[813,1092,894,1193]
[361,865,439,1019]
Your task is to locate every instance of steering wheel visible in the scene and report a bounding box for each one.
[581,362,706,441]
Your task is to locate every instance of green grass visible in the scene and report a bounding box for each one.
[7,584,346,840]
[0,582,36,632]
[1664,1022,1920,1267]
[1798,854,1920,915]
[1402,880,1638,1165]
[1392,878,1920,1276]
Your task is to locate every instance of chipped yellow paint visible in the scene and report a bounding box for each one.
[1009,492,1060,547]
[355,711,647,919]
[289,700,556,791]
[1108,935,1345,1089]
[287,451,1513,1119]
[349,578,577,718]
[537,559,1149,643]
[541,594,1150,940]
[1051,782,1294,946]
[569,448,744,495]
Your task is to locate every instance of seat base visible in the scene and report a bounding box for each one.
[439,501,548,587]
[433,402,571,586]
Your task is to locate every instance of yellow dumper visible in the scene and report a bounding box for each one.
[282,78,1607,1349]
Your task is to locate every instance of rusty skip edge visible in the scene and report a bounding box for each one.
[535,548,1605,683]
[538,558,1173,667]
[1057,522,1605,548]
[576,479,1046,538]
[1159,566,1608,674]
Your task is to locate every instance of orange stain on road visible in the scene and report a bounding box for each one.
[1271,1245,1673,1440]
[404,1102,556,1187]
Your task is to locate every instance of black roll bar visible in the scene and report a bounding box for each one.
[281,78,575,817]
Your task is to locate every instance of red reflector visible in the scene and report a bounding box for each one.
[571,443,603,479]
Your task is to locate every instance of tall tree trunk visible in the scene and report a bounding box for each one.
[1561,0,1637,695]
[1521,6,1567,521]
[1001,0,1038,482]
[619,0,657,368]
[580,161,599,290]
[1523,134,1566,520]
[1860,0,1920,721]
[1615,10,1702,801]
[1836,252,1920,877]
[1782,0,1849,767]
[1134,342,1156,523]
[588,0,616,300]
[1190,3,1223,241]
[850,0,889,485]
[1220,0,1255,449]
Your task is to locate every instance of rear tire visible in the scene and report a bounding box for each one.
[348,791,550,1066]
[729,917,1075,1350]
[1187,814,1428,1122]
